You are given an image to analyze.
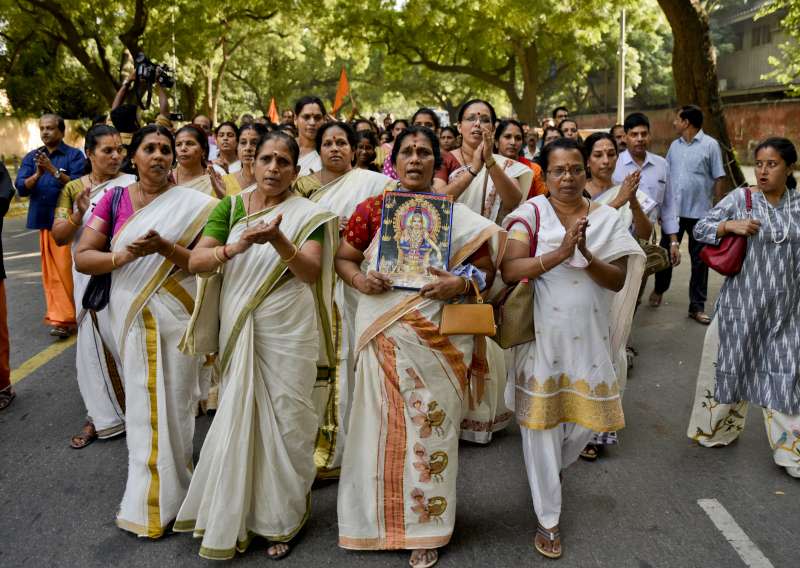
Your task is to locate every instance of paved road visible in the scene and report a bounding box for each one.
[1,214,796,568]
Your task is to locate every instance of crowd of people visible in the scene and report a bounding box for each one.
[0,92,797,566]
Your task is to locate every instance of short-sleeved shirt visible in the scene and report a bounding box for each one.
[344,192,489,261]
[202,195,323,245]
[14,141,85,229]
[666,130,726,219]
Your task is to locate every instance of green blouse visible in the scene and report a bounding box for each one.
[203,195,324,244]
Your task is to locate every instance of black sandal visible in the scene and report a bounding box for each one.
[266,542,291,561]
[580,443,599,461]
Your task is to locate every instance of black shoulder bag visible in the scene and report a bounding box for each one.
[82,187,125,311]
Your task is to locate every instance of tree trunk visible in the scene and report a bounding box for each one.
[510,43,539,125]
[657,0,745,187]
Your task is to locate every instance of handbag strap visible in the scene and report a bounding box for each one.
[744,187,752,215]
[505,203,540,284]
[104,186,125,251]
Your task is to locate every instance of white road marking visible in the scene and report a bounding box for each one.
[698,499,774,568]
[3,251,40,261]
[10,229,39,239]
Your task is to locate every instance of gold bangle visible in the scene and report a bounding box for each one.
[538,256,547,272]
[213,246,225,264]
[586,253,594,266]
[485,159,496,170]
[67,215,81,228]
[350,271,363,288]
[166,241,177,259]
[111,252,117,269]
[281,243,299,263]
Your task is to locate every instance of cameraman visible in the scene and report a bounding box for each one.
[110,69,173,143]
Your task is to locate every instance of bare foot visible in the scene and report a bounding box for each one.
[409,548,439,568]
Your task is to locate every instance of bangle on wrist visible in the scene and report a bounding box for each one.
[67,214,81,228]
[111,252,117,269]
[462,277,471,294]
[165,241,176,259]
[221,244,231,260]
[213,246,226,264]
[466,166,477,177]
[350,271,363,289]
[538,256,548,273]
[281,243,299,263]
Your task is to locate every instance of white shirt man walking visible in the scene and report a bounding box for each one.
[655,105,726,324]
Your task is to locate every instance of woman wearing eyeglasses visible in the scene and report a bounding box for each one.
[444,99,532,224]
[501,138,644,559]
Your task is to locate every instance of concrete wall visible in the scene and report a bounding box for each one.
[0,118,84,162]
[573,99,800,163]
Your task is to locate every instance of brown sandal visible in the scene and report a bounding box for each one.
[688,311,711,325]
[70,421,98,449]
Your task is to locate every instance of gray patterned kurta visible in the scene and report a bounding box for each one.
[694,187,800,415]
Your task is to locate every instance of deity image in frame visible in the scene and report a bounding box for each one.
[377,191,454,290]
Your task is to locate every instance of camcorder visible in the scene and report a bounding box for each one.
[133,52,176,109]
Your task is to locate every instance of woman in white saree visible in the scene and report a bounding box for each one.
[294,96,326,176]
[174,131,338,560]
[296,120,392,478]
[173,124,225,198]
[52,124,134,448]
[336,127,505,568]
[501,139,644,559]
[444,99,532,444]
[74,125,217,538]
[580,131,654,460]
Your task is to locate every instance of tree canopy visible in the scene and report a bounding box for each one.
[0,0,682,122]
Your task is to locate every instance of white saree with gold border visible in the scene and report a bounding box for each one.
[506,196,644,432]
[297,168,393,477]
[175,193,338,559]
[108,185,217,538]
[181,173,214,196]
[71,173,135,438]
[449,155,530,443]
[338,201,506,550]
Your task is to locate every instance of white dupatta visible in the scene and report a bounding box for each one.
[305,168,392,222]
[108,186,217,357]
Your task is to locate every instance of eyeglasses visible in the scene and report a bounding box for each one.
[547,166,586,179]
[462,114,492,125]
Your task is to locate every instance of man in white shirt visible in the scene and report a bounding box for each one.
[612,112,681,305]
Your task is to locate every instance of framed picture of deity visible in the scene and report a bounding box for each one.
[376,191,454,290]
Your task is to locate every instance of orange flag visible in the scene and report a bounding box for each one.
[332,68,350,114]
[268,97,280,124]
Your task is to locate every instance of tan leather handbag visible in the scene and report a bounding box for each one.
[640,229,670,277]
[439,278,496,336]
[490,204,540,349]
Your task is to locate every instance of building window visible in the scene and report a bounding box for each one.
[751,25,772,47]
[732,29,744,51]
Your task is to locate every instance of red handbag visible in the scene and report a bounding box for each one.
[700,188,752,276]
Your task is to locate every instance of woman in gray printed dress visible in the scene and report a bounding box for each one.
[689,137,799,479]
